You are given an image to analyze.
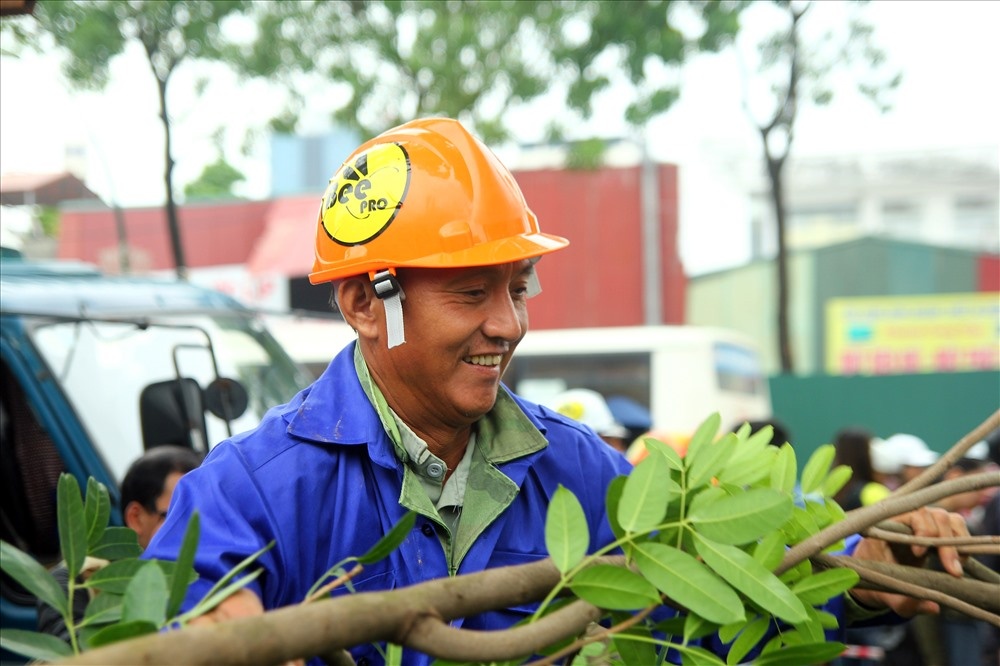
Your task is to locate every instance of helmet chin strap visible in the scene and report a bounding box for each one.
[525,257,542,298]
[371,269,406,348]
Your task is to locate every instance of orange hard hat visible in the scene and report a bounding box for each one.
[309,117,569,285]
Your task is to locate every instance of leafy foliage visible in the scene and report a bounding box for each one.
[539,412,859,664]
[183,158,247,200]
[0,474,263,661]
[2,413,862,664]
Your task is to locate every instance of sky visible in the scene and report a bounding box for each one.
[1,0,998,275]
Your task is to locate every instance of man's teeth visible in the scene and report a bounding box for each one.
[466,354,502,366]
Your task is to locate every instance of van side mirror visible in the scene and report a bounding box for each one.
[203,377,249,422]
[139,378,208,453]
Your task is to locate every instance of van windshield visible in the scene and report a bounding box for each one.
[27,312,310,484]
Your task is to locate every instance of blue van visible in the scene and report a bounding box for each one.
[0,256,312,639]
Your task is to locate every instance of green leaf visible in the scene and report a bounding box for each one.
[677,644,726,665]
[632,541,743,625]
[815,609,840,629]
[718,442,775,487]
[804,497,837,532]
[0,628,73,662]
[546,485,589,574]
[779,559,812,586]
[618,449,673,533]
[770,444,797,495]
[568,564,660,610]
[605,475,627,540]
[751,642,846,666]
[688,488,792,545]
[684,412,721,462]
[793,604,826,643]
[821,465,853,499]
[86,620,159,649]
[358,511,417,565]
[726,616,770,665]
[167,511,201,619]
[90,527,141,561]
[694,534,808,625]
[57,473,88,579]
[752,531,787,573]
[611,625,658,665]
[83,477,111,550]
[687,432,737,489]
[800,444,835,495]
[643,435,684,471]
[781,506,819,545]
[791,568,859,605]
[82,590,123,627]
[122,561,168,626]
[684,612,719,642]
[84,558,147,595]
[0,541,68,617]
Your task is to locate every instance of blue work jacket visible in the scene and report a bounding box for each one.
[144,341,633,665]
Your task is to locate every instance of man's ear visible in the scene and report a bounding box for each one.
[123,501,143,533]
[337,277,380,338]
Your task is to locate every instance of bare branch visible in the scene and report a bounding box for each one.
[525,602,659,666]
[778,471,999,575]
[403,600,601,662]
[864,526,1000,548]
[894,409,1000,497]
[815,554,1000,624]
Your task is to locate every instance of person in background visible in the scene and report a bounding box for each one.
[546,388,630,454]
[912,438,997,666]
[37,444,202,640]
[832,427,891,512]
[870,436,905,491]
[142,118,972,666]
[831,428,896,666]
[885,433,939,485]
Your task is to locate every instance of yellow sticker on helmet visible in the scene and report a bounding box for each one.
[556,401,585,421]
[320,142,411,246]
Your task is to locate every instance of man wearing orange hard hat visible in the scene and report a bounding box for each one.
[145,118,971,665]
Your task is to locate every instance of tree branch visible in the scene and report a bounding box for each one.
[777,471,999,575]
[893,409,1000,497]
[403,600,601,662]
[815,554,1000,624]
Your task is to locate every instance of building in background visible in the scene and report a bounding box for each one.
[688,236,998,376]
[269,129,361,198]
[749,146,999,259]
[51,140,687,330]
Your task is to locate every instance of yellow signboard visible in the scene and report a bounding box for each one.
[825,293,999,375]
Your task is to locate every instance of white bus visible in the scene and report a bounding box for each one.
[504,325,772,445]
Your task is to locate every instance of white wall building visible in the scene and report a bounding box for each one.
[748,146,999,260]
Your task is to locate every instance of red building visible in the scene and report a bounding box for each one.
[56,164,686,329]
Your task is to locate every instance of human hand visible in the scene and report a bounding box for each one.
[848,506,969,616]
[189,589,305,666]
[188,587,265,626]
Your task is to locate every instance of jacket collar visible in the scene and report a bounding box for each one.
[283,341,549,468]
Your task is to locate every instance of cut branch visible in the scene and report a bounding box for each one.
[778,471,999,575]
[816,554,1000,625]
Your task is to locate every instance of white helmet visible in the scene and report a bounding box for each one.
[884,433,938,469]
[546,388,628,439]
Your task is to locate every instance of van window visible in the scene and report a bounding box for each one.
[713,342,767,395]
[506,352,651,412]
